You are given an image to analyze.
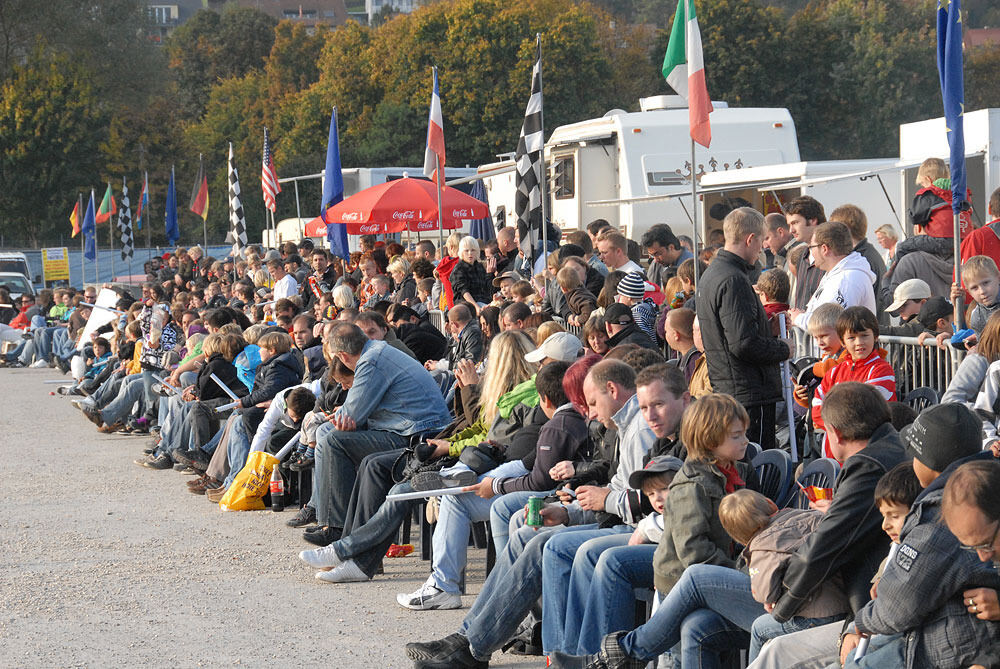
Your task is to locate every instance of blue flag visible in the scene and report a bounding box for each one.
[321,107,349,260]
[82,190,97,261]
[937,0,967,215]
[165,166,179,246]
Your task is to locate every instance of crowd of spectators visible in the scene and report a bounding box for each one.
[2,172,1000,668]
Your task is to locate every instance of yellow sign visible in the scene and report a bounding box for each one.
[42,247,70,282]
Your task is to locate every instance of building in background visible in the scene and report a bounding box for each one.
[142,0,351,43]
[365,0,417,25]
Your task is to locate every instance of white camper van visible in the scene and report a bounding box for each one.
[479,95,801,243]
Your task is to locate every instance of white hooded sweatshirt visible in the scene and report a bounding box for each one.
[794,251,876,330]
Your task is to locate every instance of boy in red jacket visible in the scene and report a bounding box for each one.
[811,306,896,459]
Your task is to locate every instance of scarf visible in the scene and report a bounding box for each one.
[718,462,745,494]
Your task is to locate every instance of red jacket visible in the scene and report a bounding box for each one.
[960,219,1000,266]
[911,183,972,239]
[812,349,896,457]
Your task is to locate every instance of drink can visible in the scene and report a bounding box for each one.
[525,496,545,527]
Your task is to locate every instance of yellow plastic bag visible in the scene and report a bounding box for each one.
[219,450,279,511]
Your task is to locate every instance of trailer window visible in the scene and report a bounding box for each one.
[553,156,575,200]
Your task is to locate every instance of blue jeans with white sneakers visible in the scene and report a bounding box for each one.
[429,461,529,594]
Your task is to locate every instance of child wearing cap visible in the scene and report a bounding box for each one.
[883,278,931,337]
[617,271,659,341]
[626,455,683,546]
[719,488,850,660]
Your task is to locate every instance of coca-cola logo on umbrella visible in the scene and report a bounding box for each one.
[392,210,417,220]
[359,223,381,234]
[413,220,435,231]
[340,211,360,222]
[451,209,469,218]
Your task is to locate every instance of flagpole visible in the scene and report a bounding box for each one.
[145,171,151,263]
[200,154,208,252]
[92,189,100,285]
[78,193,84,288]
[536,33,550,268]
[691,139,700,288]
[436,155,444,254]
[109,182,116,283]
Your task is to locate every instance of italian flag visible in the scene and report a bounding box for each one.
[662,0,713,148]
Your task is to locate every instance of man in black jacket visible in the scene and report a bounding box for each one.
[446,304,484,366]
[695,207,790,449]
[391,305,448,364]
[604,303,658,351]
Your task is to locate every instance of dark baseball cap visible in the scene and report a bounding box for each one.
[629,455,684,489]
[604,302,634,326]
[917,296,953,331]
[900,403,982,473]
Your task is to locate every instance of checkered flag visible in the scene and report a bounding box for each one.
[515,36,545,261]
[227,142,247,256]
[118,178,133,261]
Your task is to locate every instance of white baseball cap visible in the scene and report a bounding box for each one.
[525,331,584,363]
[886,278,931,314]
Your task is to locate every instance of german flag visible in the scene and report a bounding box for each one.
[69,197,81,237]
[189,154,209,221]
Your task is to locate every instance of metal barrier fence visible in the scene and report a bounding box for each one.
[793,330,963,399]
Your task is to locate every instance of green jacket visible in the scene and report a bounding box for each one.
[446,376,538,457]
[652,458,751,593]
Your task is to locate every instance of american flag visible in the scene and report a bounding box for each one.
[228,143,247,255]
[118,178,134,261]
[261,127,281,213]
[515,36,545,260]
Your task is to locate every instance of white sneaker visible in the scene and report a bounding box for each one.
[396,580,462,610]
[71,397,96,410]
[30,359,48,368]
[314,559,369,583]
[299,545,342,569]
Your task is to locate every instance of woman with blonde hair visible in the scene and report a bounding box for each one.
[388,257,416,304]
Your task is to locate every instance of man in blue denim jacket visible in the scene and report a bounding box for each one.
[309,323,451,545]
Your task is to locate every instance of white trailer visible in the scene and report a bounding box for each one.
[479,95,800,243]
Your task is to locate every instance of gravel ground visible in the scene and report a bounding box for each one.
[0,369,538,668]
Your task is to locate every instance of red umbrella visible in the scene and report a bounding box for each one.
[302,177,489,237]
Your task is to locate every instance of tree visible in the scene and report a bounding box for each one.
[184,72,271,246]
[0,52,104,246]
[966,44,1000,113]
[166,6,277,118]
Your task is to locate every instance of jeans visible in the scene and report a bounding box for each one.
[429,461,530,594]
[313,424,409,528]
[747,620,841,669]
[749,613,844,661]
[618,564,761,665]
[572,543,656,655]
[837,634,903,669]
[91,372,127,409]
[458,522,597,659]
[52,328,76,361]
[33,326,58,362]
[100,373,147,425]
[541,525,632,654]
[332,464,415,578]
[223,417,253,488]
[140,369,157,420]
[155,397,194,457]
[489,490,540,551]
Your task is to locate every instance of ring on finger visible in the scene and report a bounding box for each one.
[973,604,979,613]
